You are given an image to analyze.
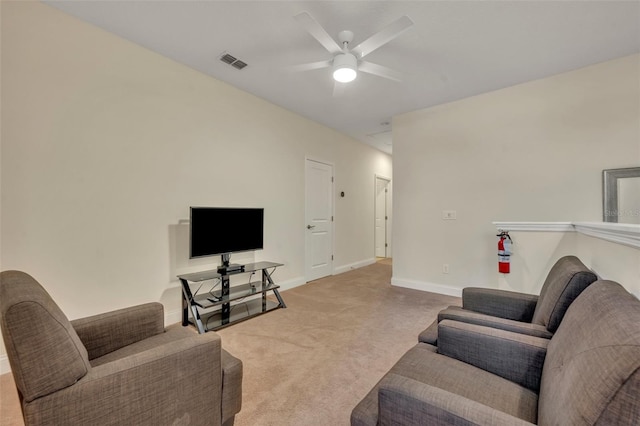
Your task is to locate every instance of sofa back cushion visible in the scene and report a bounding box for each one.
[531,255,597,332]
[0,271,91,402]
[538,280,640,425]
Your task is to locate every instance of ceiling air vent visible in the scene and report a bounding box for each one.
[231,60,247,70]
[219,52,248,70]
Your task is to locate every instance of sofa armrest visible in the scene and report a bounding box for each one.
[463,288,538,322]
[377,373,533,426]
[438,320,548,392]
[23,332,224,425]
[71,302,165,360]
[438,307,553,339]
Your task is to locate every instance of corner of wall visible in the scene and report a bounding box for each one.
[334,258,376,275]
[390,276,462,298]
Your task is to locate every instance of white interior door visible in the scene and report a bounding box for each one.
[305,159,333,281]
[375,177,390,257]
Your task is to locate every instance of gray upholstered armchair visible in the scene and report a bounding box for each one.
[420,255,598,344]
[0,270,242,426]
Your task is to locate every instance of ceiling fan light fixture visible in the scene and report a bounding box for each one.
[333,53,357,83]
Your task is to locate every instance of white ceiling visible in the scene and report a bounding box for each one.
[45,1,640,155]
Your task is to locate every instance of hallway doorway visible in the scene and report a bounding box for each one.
[375,176,391,258]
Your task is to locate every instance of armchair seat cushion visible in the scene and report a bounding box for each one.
[351,343,538,426]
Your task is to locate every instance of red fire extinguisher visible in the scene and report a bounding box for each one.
[497,231,512,274]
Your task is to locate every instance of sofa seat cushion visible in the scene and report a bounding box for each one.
[351,343,538,426]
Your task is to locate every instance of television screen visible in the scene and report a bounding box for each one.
[190,207,264,259]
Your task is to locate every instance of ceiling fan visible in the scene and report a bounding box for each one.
[291,12,414,93]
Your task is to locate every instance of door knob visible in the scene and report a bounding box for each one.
[307,225,315,229]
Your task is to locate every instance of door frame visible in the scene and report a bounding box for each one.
[374,174,392,258]
[305,157,335,281]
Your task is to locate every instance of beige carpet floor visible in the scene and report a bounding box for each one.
[0,260,459,425]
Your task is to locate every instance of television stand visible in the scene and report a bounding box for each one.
[178,261,286,333]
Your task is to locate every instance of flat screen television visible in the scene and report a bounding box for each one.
[190,207,264,267]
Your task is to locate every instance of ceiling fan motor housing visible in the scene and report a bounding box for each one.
[333,53,358,82]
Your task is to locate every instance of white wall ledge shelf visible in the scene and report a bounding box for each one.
[492,221,640,250]
[493,222,574,232]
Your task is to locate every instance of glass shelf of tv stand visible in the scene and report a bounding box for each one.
[178,261,283,282]
[192,281,280,309]
[197,298,281,332]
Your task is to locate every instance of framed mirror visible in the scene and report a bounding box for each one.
[603,167,640,223]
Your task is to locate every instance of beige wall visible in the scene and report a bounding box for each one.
[0,2,392,365]
[575,233,640,297]
[392,54,640,296]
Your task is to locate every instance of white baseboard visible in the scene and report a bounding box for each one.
[276,276,307,292]
[391,276,463,298]
[1,354,10,375]
[334,258,376,275]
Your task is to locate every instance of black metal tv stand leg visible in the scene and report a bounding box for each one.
[263,268,287,308]
[180,278,206,333]
[221,274,230,325]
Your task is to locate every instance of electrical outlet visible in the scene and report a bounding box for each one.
[443,263,450,274]
[442,210,457,220]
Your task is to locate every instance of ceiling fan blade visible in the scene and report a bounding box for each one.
[351,15,414,59]
[294,12,343,55]
[359,61,403,82]
[287,60,332,73]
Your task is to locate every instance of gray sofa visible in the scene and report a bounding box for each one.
[352,280,640,425]
[0,270,242,426]
[419,255,598,344]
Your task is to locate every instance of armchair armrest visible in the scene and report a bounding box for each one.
[24,331,223,425]
[221,349,243,425]
[438,307,553,339]
[71,302,165,360]
[438,320,548,392]
[463,288,538,322]
[378,373,533,426]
